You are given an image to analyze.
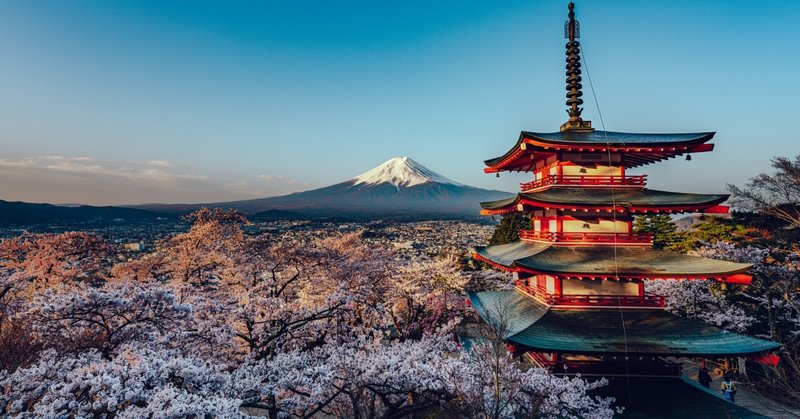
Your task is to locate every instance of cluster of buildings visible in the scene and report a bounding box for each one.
[245,219,494,260]
[0,217,494,264]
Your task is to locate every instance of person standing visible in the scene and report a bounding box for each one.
[698,367,712,388]
[721,374,737,402]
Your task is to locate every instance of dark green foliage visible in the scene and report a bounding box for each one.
[488,213,531,245]
[731,211,800,250]
[635,214,765,253]
[666,214,766,253]
[632,215,678,249]
[672,217,748,253]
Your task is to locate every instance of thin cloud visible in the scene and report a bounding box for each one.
[0,155,302,206]
[259,174,297,184]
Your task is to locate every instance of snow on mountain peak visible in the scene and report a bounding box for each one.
[352,157,462,188]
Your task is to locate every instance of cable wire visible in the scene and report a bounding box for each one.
[580,46,633,403]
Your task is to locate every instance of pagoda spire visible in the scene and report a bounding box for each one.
[560,2,593,132]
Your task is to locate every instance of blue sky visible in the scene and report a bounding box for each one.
[0,0,798,205]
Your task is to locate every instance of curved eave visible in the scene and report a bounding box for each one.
[484,131,716,173]
[483,132,530,172]
[479,189,729,215]
[468,290,780,357]
[522,131,715,147]
[474,241,753,281]
[506,309,781,356]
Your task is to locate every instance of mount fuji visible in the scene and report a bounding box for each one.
[138,157,511,219]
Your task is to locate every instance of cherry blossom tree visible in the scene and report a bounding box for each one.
[233,328,616,419]
[647,241,800,405]
[464,269,515,292]
[728,154,800,228]
[110,252,171,284]
[692,242,800,341]
[0,210,620,417]
[0,303,40,373]
[0,232,111,372]
[645,279,755,332]
[446,341,617,419]
[216,233,395,361]
[1,346,244,417]
[386,256,469,340]
[0,231,111,295]
[166,208,248,287]
[240,332,452,418]
[27,281,192,359]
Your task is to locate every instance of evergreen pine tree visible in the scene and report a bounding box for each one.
[632,214,678,249]
[489,213,531,245]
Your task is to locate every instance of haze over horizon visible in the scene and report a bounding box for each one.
[1,0,798,206]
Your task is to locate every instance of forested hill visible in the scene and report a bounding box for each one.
[0,199,166,226]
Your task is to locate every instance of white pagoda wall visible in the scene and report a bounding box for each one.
[562,218,629,233]
[561,164,622,177]
[562,279,639,296]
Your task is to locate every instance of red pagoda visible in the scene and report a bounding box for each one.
[467,1,779,390]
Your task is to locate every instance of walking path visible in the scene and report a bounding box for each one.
[682,360,800,419]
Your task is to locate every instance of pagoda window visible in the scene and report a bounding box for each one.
[533,219,541,232]
[545,275,556,294]
[562,218,629,234]
[561,164,623,177]
[562,152,622,164]
[534,274,560,295]
[562,279,639,296]
[533,162,560,180]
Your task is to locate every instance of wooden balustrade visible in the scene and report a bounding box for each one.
[518,230,653,245]
[515,281,666,308]
[520,174,647,191]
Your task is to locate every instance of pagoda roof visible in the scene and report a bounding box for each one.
[521,130,715,146]
[474,241,752,279]
[484,131,715,172]
[467,290,780,356]
[480,188,728,215]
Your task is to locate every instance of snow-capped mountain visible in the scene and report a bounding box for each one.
[352,157,462,188]
[136,157,511,219]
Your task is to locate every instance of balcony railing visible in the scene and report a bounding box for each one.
[527,352,681,377]
[518,230,653,245]
[515,281,666,308]
[520,174,647,192]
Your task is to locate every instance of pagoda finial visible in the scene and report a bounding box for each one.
[560,2,593,132]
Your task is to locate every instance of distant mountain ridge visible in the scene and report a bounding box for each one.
[0,199,165,227]
[136,157,511,219]
[1,158,511,225]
